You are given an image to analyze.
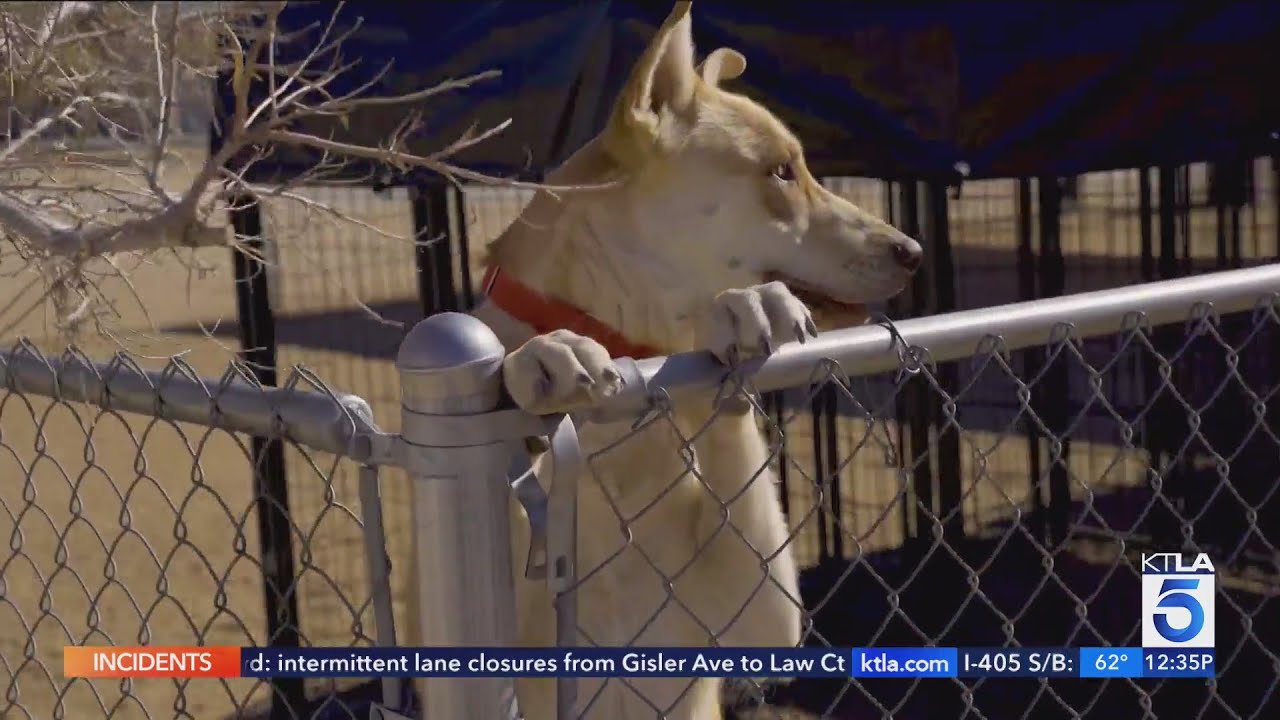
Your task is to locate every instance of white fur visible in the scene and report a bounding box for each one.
[407,3,923,718]
[477,298,802,720]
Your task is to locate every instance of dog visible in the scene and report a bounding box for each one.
[413,3,922,718]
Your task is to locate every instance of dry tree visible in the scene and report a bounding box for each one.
[0,0,552,345]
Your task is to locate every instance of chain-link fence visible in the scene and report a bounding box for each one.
[3,261,1278,720]
[0,343,404,720]
[510,264,1279,720]
[389,261,1280,719]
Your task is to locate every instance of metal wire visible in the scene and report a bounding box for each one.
[2,265,1277,720]
[0,345,396,720]
[549,282,1280,719]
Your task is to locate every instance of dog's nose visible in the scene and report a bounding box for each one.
[891,239,924,272]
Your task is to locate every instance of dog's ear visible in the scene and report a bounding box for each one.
[697,48,745,87]
[604,2,698,164]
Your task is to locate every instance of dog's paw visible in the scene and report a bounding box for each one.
[721,676,797,717]
[503,329,624,414]
[701,281,818,365]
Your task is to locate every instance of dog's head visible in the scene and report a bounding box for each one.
[597,2,922,326]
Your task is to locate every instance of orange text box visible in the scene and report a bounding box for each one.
[64,646,241,678]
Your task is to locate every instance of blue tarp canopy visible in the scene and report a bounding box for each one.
[244,0,1280,182]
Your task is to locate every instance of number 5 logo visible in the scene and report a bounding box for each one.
[1153,578,1204,643]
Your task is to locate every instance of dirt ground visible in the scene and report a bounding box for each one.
[1,141,1274,719]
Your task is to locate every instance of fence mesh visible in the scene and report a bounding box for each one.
[559,297,1279,720]
[2,293,1277,720]
[0,156,1276,720]
[0,343,388,720]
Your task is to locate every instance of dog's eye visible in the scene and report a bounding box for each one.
[769,162,796,182]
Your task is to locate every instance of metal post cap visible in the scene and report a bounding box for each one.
[397,312,505,372]
[396,312,507,414]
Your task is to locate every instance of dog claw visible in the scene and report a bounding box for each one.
[759,332,775,356]
[575,371,593,387]
[794,322,807,344]
[603,366,626,388]
[805,316,818,337]
[601,366,622,389]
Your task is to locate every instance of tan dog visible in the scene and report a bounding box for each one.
[435,3,921,718]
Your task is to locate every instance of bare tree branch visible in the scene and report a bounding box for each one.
[2,0,618,341]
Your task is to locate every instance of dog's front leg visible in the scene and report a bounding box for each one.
[685,281,812,663]
[502,329,625,720]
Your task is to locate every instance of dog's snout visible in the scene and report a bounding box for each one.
[889,238,924,273]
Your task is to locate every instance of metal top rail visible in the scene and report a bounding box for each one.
[0,342,390,462]
[584,262,1280,423]
[3,263,1276,454]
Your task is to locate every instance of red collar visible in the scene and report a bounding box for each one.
[482,266,661,359]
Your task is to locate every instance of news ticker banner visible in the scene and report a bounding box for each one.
[62,553,1219,683]
[64,646,1215,680]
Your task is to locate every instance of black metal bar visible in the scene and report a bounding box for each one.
[896,181,935,555]
[1228,157,1245,269]
[1016,178,1047,543]
[1140,169,1155,282]
[1158,166,1179,280]
[412,181,457,317]
[1178,166,1193,277]
[1136,167,1164,543]
[210,52,306,719]
[926,181,963,544]
[1266,154,1280,544]
[1216,194,1229,271]
[1274,153,1280,260]
[822,386,843,561]
[1210,157,1246,270]
[1230,200,1242,270]
[884,181,914,544]
[1036,177,1071,545]
[229,194,307,720]
[1148,165,1184,547]
[452,188,477,310]
[809,390,831,562]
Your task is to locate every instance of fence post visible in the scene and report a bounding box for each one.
[229,192,307,719]
[396,311,521,720]
[1035,177,1071,545]
[924,179,963,545]
[412,181,459,316]
[1016,178,1048,542]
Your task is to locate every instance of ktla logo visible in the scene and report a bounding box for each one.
[1141,553,1216,648]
